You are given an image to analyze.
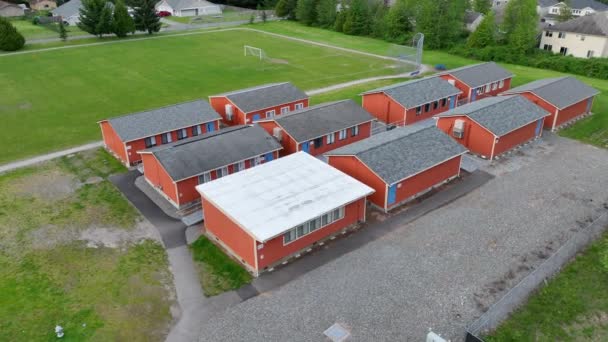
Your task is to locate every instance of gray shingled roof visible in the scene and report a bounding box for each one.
[106,100,220,142]
[272,100,374,142]
[539,0,608,9]
[52,0,82,17]
[326,127,467,185]
[145,125,282,181]
[214,82,308,113]
[436,95,550,136]
[547,11,608,36]
[361,76,461,109]
[503,76,599,109]
[442,62,513,88]
[163,0,218,10]
[464,10,482,24]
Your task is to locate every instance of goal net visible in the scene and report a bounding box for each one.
[244,45,267,60]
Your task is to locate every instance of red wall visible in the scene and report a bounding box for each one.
[436,116,495,158]
[257,121,299,156]
[515,92,558,129]
[362,93,406,125]
[440,75,471,102]
[210,96,309,126]
[256,198,366,270]
[404,99,452,125]
[493,119,543,156]
[389,156,461,210]
[100,121,128,165]
[554,98,592,129]
[141,153,178,204]
[202,198,257,269]
[440,75,511,103]
[327,155,387,209]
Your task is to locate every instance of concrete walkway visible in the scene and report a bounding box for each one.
[0,141,103,174]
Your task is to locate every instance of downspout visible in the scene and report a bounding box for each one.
[490,136,498,160]
[552,108,559,130]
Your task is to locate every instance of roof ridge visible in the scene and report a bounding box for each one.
[108,99,207,121]
[277,100,351,119]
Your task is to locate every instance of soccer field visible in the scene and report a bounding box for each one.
[0,29,411,164]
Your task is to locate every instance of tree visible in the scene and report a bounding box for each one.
[133,0,161,34]
[333,1,346,32]
[415,0,467,49]
[502,0,538,54]
[557,1,574,22]
[113,0,135,37]
[473,0,491,14]
[316,0,336,28]
[0,17,25,51]
[78,0,112,37]
[296,0,319,26]
[385,0,412,43]
[342,0,370,36]
[467,11,495,48]
[369,1,387,39]
[275,0,297,19]
[59,21,68,41]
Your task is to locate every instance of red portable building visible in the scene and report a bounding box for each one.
[196,152,374,276]
[99,100,221,166]
[361,76,461,126]
[326,126,467,212]
[435,95,550,160]
[500,76,599,131]
[138,125,282,208]
[209,82,309,125]
[256,100,374,157]
[439,62,513,104]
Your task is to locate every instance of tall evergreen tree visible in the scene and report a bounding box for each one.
[97,3,114,35]
[296,0,319,26]
[502,0,538,54]
[0,17,25,51]
[333,1,347,32]
[113,0,135,37]
[369,1,388,39]
[78,0,109,37]
[473,0,491,14]
[133,0,161,34]
[416,0,467,49]
[385,0,412,43]
[59,21,68,41]
[342,0,370,35]
[316,0,336,28]
[467,11,495,48]
[275,0,297,19]
[557,0,574,22]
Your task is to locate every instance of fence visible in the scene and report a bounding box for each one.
[465,212,608,341]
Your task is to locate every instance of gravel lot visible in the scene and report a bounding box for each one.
[196,134,608,341]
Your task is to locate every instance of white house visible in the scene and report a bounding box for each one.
[538,0,608,25]
[540,11,608,58]
[155,0,222,17]
[465,10,484,32]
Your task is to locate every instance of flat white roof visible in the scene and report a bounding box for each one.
[196,152,374,242]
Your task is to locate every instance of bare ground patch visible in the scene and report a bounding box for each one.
[12,169,80,200]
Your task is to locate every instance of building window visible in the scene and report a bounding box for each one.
[499,80,504,88]
[161,132,172,144]
[177,128,187,140]
[485,84,491,93]
[281,106,289,114]
[545,31,553,37]
[351,125,359,137]
[313,137,323,148]
[233,161,245,172]
[433,101,439,110]
[424,103,430,112]
[250,157,259,167]
[191,125,201,136]
[580,35,585,41]
[543,44,553,51]
[283,206,345,245]
[216,167,228,178]
[144,136,156,148]
[266,109,276,118]
[197,172,211,184]
[338,129,347,140]
[491,82,497,91]
[559,46,568,55]
[295,103,304,110]
[441,98,447,107]
[416,106,422,115]
[327,133,335,144]
[558,32,566,39]
[587,50,595,58]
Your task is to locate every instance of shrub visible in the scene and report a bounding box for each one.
[0,17,25,51]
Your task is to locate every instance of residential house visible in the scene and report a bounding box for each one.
[52,0,113,25]
[435,95,550,159]
[30,0,57,10]
[256,100,374,157]
[540,11,608,58]
[0,0,25,16]
[196,152,374,276]
[326,126,467,212]
[501,76,599,130]
[465,10,484,32]
[361,76,461,126]
[209,82,309,125]
[99,99,221,166]
[139,125,282,208]
[155,0,221,17]
[439,62,514,104]
[538,0,608,25]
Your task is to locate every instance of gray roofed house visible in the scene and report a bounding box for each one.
[464,10,484,32]
[441,62,514,88]
[143,125,282,181]
[0,0,25,17]
[214,82,308,113]
[105,100,221,142]
[539,0,608,11]
[361,76,462,109]
[53,0,113,25]
[436,95,550,136]
[546,11,608,36]
[270,100,374,142]
[326,127,467,185]
[155,0,222,17]
[503,76,600,109]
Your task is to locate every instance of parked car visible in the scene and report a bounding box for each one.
[157,11,171,17]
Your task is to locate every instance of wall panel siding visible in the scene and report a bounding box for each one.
[362,93,406,125]
[555,98,592,128]
[210,96,309,126]
[141,154,178,204]
[436,116,495,158]
[306,122,372,156]
[100,121,128,164]
[327,155,387,209]
[493,120,541,156]
[516,92,558,129]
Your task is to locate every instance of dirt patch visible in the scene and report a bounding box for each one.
[563,312,608,340]
[269,58,289,64]
[13,170,80,200]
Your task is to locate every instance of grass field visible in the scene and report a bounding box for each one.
[0,28,407,164]
[486,231,608,341]
[10,19,86,40]
[0,149,174,340]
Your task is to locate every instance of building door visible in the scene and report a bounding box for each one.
[252,114,261,122]
[535,119,543,136]
[586,97,593,113]
[470,89,477,102]
[264,152,274,162]
[449,95,456,109]
[387,184,397,206]
[206,122,215,133]
[301,141,310,153]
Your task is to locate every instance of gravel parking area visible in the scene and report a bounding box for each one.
[196,134,608,341]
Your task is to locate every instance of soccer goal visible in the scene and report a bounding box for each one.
[244,45,267,60]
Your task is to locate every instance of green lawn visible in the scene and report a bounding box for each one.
[190,236,252,296]
[0,28,405,164]
[10,19,86,40]
[310,78,410,105]
[486,231,608,341]
[0,149,174,341]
